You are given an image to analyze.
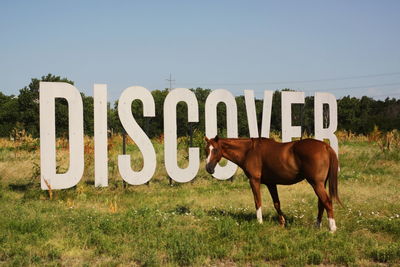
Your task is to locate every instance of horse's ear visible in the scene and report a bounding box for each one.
[214,135,219,142]
[204,136,209,142]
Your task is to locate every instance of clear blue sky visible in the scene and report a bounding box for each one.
[1,0,400,101]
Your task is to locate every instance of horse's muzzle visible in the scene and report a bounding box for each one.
[206,163,215,174]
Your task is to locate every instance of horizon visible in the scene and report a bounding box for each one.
[1,1,399,101]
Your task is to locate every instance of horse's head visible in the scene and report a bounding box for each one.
[204,135,222,174]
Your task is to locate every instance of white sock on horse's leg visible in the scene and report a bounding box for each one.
[256,207,263,224]
[328,218,337,233]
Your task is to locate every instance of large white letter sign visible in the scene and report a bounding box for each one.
[164,88,199,182]
[281,91,305,142]
[244,90,273,138]
[314,92,338,156]
[40,82,84,190]
[260,90,273,138]
[205,89,238,180]
[118,86,156,185]
[244,90,258,138]
[94,84,108,187]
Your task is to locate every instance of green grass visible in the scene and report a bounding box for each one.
[0,138,399,266]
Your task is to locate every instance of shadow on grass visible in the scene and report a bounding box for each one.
[84,180,94,186]
[8,182,35,191]
[206,207,296,225]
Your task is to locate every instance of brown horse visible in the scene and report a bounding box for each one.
[204,136,341,232]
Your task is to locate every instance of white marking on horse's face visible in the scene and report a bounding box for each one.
[256,207,263,224]
[206,145,214,164]
[328,218,337,233]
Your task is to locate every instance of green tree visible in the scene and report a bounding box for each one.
[151,89,169,138]
[337,96,359,133]
[270,90,282,132]
[235,95,249,137]
[18,74,74,137]
[192,87,211,135]
[0,92,19,137]
[82,93,94,136]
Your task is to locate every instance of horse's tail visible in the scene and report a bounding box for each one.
[327,146,342,206]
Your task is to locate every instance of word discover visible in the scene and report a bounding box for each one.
[39,82,337,190]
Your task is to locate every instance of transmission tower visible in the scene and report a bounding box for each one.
[166,73,175,91]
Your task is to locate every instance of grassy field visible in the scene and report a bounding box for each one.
[0,135,399,266]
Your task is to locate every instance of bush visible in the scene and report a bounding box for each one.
[166,231,204,266]
[333,252,356,266]
[369,243,400,263]
[307,249,323,265]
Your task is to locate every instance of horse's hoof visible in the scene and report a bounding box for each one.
[328,218,337,233]
[279,216,286,227]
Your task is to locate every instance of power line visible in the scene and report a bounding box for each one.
[177,71,400,86]
[369,92,400,98]
[233,82,400,99]
[303,82,400,92]
[180,81,400,93]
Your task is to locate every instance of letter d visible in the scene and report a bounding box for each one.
[40,82,84,190]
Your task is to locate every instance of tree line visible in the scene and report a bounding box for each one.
[1,74,399,139]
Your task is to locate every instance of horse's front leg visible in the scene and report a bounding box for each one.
[267,184,286,226]
[249,178,263,224]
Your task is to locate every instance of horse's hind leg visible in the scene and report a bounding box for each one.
[249,178,263,224]
[315,199,324,228]
[316,179,329,228]
[267,184,285,226]
[312,182,337,232]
